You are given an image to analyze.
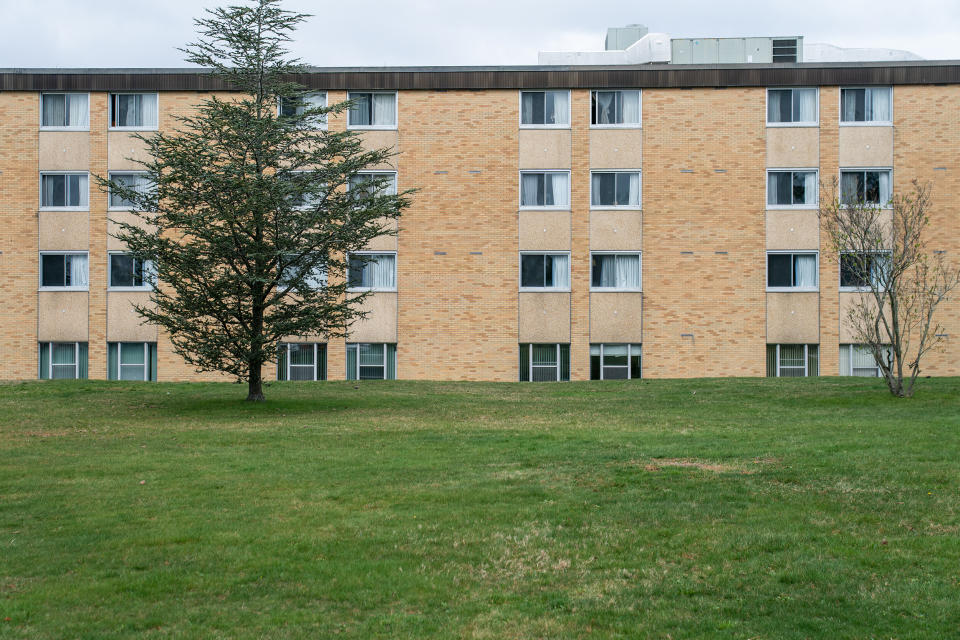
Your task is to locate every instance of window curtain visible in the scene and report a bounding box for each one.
[108,342,119,380]
[871,254,891,289]
[592,173,613,206]
[839,344,851,375]
[595,92,615,124]
[878,171,891,205]
[51,343,75,379]
[521,92,536,125]
[39,343,50,379]
[43,95,66,126]
[120,342,146,381]
[346,344,358,380]
[617,254,640,289]
[42,175,59,206]
[316,344,327,381]
[869,88,891,121]
[594,255,616,288]
[621,91,640,124]
[796,89,816,122]
[806,345,819,376]
[767,90,785,122]
[373,93,395,126]
[793,254,817,288]
[551,254,569,288]
[385,344,396,380]
[841,172,860,203]
[149,343,158,381]
[140,94,158,128]
[546,91,568,125]
[349,94,370,125]
[521,173,540,206]
[626,173,640,205]
[842,89,860,122]
[74,175,87,208]
[69,94,89,127]
[68,254,88,288]
[77,343,89,379]
[851,344,878,376]
[277,344,288,380]
[367,255,395,289]
[803,172,817,205]
[547,173,568,207]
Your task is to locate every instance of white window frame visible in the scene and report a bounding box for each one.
[348,171,398,197]
[839,250,892,292]
[765,168,819,209]
[109,92,159,131]
[107,171,151,211]
[347,343,394,380]
[114,342,151,381]
[39,92,90,131]
[347,251,397,292]
[589,252,642,292]
[519,251,571,292]
[39,251,89,291]
[107,252,155,291]
[766,87,819,127]
[519,90,571,129]
[590,89,642,128]
[770,344,819,377]
[765,250,819,292]
[278,91,328,129]
[521,343,567,382]
[39,171,89,211]
[589,170,642,209]
[840,343,891,377]
[279,342,324,381]
[41,342,80,380]
[346,91,398,130]
[839,87,893,126]
[591,343,642,380]
[518,170,570,210]
[839,167,893,208]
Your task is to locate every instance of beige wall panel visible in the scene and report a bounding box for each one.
[38,132,89,170]
[108,132,151,170]
[347,292,397,342]
[590,211,643,250]
[518,211,570,250]
[589,292,643,342]
[39,212,89,251]
[766,127,819,167]
[106,210,147,251]
[767,292,819,343]
[519,130,571,169]
[107,292,158,341]
[589,129,643,169]
[838,292,891,342]
[38,292,88,341]
[359,130,399,170]
[839,126,893,167]
[765,211,819,250]
[364,218,399,251]
[518,292,570,342]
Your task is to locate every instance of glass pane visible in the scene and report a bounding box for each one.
[519,344,530,382]
[532,344,557,367]
[120,364,145,381]
[42,255,65,287]
[288,343,314,366]
[602,344,628,367]
[779,344,805,368]
[593,173,615,206]
[359,343,384,366]
[559,344,570,381]
[521,255,545,288]
[630,347,642,379]
[289,366,315,381]
[531,366,557,382]
[767,254,792,287]
[615,174,633,205]
[348,93,370,126]
[120,343,145,365]
[51,365,76,380]
[590,352,601,380]
[603,366,628,380]
[346,344,357,380]
[766,344,777,377]
[864,172,881,203]
[110,254,134,287]
[359,366,385,380]
[52,343,75,365]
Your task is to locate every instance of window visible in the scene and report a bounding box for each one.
[280,255,327,290]
[109,253,155,289]
[40,172,88,209]
[348,172,398,196]
[520,171,569,208]
[520,253,570,290]
[591,171,641,208]
[108,342,157,381]
[346,343,396,380]
[279,91,327,126]
[841,87,892,124]
[766,344,819,377]
[519,344,570,381]
[767,88,817,125]
[284,171,327,209]
[590,253,641,290]
[110,93,158,129]
[277,343,327,381]
[590,344,642,380]
[40,93,89,129]
[347,92,396,128]
[348,252,396,290]
[40,252,88,289]
[840,344,892,377]
[520,90,569,127]
[108,172,152,209]
[38,342,88,380]
[841,169,891,206]
[766,252,818,290]
[591,90,641,126]
[767,170,817,207]
[840,252,890,290]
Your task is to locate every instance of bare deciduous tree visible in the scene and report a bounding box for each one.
[819,179,959,397]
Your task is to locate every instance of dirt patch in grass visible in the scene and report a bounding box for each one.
[636,457,778,474]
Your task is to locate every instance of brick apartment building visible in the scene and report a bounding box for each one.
[0,59,958,382]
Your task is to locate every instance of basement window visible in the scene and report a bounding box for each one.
[346,343,396,380]
[108,342,157,381]
[766,344,819,377]
[590,344,642,380]
[519,343,570,381]
[39,342,88,380]
[840,344,892,377]
[277,343,327,381]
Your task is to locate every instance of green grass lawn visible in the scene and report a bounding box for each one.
[1,377,958,639]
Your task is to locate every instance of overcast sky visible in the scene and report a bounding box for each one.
[2,0,958,68]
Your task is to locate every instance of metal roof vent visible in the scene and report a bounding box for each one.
[772,38,799,62]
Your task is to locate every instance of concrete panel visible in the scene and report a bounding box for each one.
[107,210,150,251]
[39,132,89,171]
[589,292,643,342]
[108,132,151,170]
[590,210,643,250]
[347,292,397,342]
[359,130,399,170]
[38,291,88,341]
[107,292,158,341]
[765,210,819,250]
[767,292,819,343]
[519,129,571,169]
[766,127,819,167]
[365,218,399,251]
[519,292,570,342]
[518,210,570,250]
[589,129,643,169]
[839,126,893,167]
[838,292,890,342]
[39,212,89,251]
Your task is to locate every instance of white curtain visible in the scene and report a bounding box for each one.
[802,172,817,205]
[797,89,816,122]
[842,90,858,122]
[767,90,784,122]
[69,94,89,127]
[595,92,615,124]
[870,88,891,122]
[794,254,817,288]
[617,254,640,288]
[627,172,640,206]
[878,171,891,205]
[594,255,615,287]
[140,94,158,128]
[68,254,88,287]
[551,254,569,289]
[373,93,395,126]
[548,91,569,125]
[367,254,395,289]
[547,173,569,207]
[521,174,540,206]
[621,90,640,124]
[43,95,66,126]
[871,254,891,289]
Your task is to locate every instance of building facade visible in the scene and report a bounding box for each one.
[1,62,958,382]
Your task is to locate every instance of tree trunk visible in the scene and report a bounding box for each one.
[246,362,265,402]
